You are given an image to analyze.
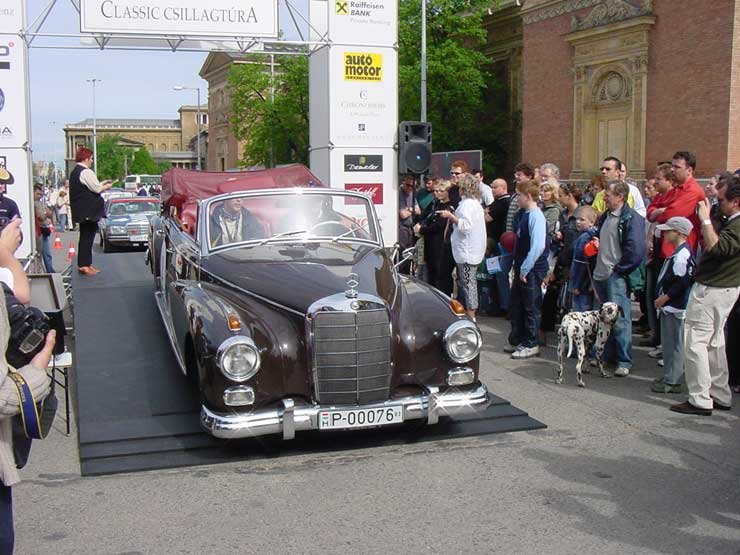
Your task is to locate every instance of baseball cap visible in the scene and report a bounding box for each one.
[656,216,693,236]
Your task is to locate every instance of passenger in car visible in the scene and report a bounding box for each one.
[209,197,265,247]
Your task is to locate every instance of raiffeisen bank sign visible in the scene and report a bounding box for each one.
[80,0,278,38]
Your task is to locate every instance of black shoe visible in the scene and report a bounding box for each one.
[711,397,731,411]
[670,401,712,416]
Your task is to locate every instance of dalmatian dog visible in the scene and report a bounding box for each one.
[556,302,624,387]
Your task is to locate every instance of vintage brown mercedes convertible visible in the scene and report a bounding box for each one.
[148,165,489,439]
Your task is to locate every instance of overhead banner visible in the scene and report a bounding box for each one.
[79,0,279,37]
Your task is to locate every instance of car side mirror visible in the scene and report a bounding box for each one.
[393,247,415,269]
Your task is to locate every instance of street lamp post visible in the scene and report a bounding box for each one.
[174,86,202,170]
[86,78,100,170]
[421,0,427,122]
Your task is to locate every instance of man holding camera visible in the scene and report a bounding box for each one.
[0,216,55,553]
[33,185,55,274]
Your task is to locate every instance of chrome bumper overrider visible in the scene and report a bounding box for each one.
[201,383,490,440]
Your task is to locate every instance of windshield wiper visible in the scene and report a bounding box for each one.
[257,229,308,245]
[331,224,368,242]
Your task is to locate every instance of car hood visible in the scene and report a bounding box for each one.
[202,242,397,314]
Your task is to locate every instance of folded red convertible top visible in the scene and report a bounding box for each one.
[160,164,326,214]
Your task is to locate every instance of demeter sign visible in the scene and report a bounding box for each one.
[344,53,382,82]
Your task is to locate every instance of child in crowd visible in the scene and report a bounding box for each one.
[568,205,599,311]
[506,180,549,359]
[652,217,696,394]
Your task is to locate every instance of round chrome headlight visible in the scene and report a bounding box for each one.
[217,336,261,382]
[443,320,482,363]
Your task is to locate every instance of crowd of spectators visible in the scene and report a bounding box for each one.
[399,152,740,415]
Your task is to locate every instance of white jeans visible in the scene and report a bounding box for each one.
[684,283,740,409]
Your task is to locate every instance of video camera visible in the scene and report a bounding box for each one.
[2,283,50,368]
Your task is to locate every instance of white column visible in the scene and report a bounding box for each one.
[309,0,399,246]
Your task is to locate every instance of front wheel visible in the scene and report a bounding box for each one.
[102,236,114,253]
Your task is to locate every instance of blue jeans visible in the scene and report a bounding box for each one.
[494,254,513,312]
[509,270,543,348]
[40,234,55,273]
[0,483,13,555]
[58,213,68,232]
[593,273,632,368]
[572,292,594,312]
[660,311,685,385]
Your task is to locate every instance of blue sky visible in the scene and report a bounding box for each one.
[27,0,308,166]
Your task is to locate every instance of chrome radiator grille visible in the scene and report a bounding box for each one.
[312,309,392,405]
[127,222,148,235]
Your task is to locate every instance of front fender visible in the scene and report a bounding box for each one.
[392,277,480,388]
[187,282,311,413]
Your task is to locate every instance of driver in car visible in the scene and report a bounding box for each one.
[209,197,265,247]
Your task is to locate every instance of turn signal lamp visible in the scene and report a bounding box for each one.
[450,299,466,315]
[227,313,242,331]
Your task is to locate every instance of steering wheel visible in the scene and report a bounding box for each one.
[308,220,353,236]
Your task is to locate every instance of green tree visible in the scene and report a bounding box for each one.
[130,146,160,175]
[399,0,509,175]
[228,55,309,168]
[94,135,127,180]
[157,161,172,174]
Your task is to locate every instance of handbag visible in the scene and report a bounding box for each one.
[9,370,57,469]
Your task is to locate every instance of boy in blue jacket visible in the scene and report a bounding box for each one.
[568,205,599,311]
[652,217,696,394]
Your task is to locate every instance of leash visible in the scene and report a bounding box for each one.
[585,262,605,305]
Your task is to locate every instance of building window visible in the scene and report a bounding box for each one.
[201,114,208,125]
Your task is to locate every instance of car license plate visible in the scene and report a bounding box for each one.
[130,234,147,242]
[318,406,403,430]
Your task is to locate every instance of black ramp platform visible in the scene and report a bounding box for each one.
[73,251,546,476]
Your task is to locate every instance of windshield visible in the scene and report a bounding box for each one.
[205,191,379,251]
[109,201,160,215]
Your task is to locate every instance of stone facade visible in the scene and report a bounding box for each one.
[63,106,208,172]
[485,0,740,178]
[199,53,246,172]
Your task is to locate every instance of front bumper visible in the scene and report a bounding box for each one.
[201,383,490,440]
[108,235,148,246]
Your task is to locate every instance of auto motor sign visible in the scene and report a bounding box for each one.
[344,53,382,82]
[80,0,278,37]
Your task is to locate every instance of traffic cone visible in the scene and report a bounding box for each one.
[66,242,76,263]
[53,232,62,249]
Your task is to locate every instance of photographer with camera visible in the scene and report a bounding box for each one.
[33,185,55,274]
[0,215,54,553]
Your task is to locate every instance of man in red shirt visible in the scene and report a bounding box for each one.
[646,151,705,259]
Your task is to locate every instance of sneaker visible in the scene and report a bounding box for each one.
[503,345,519,354]
[614,367,630,377]
[657,359,664,367]
[648,347,663,358]
[589,359,598,368]
[511,345,540,359]
[653,376,664,385]
[651,382,683,394]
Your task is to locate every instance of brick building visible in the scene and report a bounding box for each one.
[486,0,740,179]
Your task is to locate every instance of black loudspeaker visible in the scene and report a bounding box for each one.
[398,121,432,174]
